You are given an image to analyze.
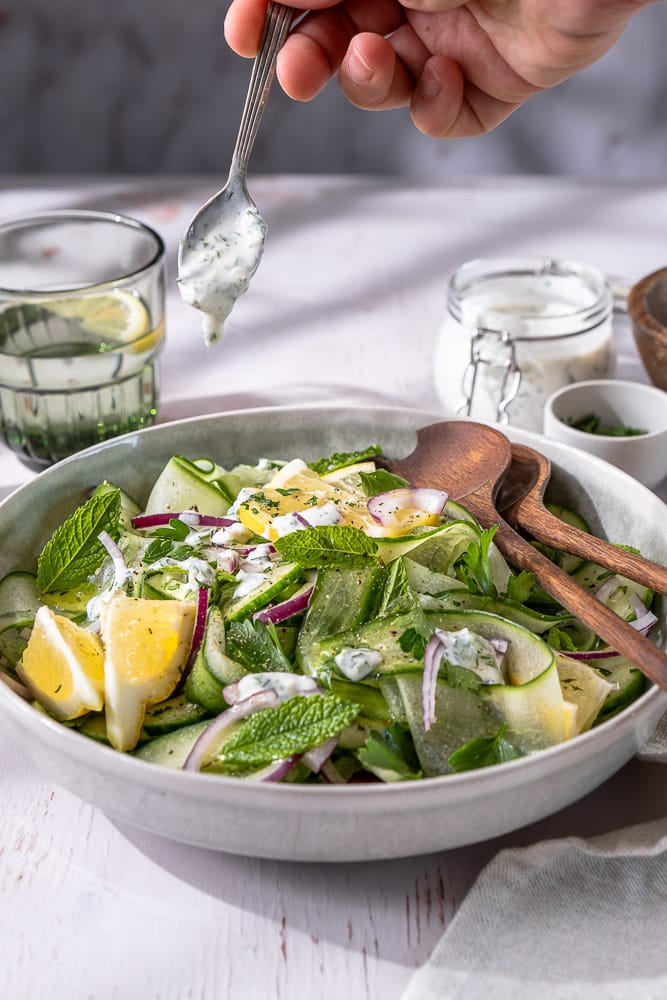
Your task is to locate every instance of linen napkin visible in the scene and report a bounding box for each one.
[402,716,667,1000]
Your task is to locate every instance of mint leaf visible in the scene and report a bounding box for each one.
[308,445,381,476]
[211,694,361,773]
[226,619,292,672]
[274,525,378,569]
[447,723,522,773]
[359,468,409,496]
[357,722,422,781]
[37,489,121,594]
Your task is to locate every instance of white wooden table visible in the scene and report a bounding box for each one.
[1,176,666,1000]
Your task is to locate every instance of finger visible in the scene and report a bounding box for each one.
[224,0,269,57]
[399,0,466,10]
[409,55,524,137]
[277,1,408,101]
[339,32,416,111]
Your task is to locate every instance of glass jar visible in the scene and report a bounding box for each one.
[433,257,615,431]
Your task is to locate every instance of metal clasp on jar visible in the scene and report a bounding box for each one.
[455,327,522,425]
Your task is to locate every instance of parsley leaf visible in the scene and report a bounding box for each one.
[37,489,121,594]
[447,723,522,773]
[504,570,536,604]
[458,526,498,597]
[357,722,423,781]
[211,694,361,774]
[308,445,381,475]
[274,525,378,569]
[399,625,429,659]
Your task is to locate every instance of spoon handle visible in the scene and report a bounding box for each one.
[464,494,667,691]
[230,3,294,179]
[504,494,667,594]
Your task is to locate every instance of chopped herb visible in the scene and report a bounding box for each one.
[569,414,648,437]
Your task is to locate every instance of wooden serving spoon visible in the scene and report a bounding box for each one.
[498,443,667,594]
[382,420,667,690]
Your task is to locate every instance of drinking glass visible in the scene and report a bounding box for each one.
[0,210,165,468]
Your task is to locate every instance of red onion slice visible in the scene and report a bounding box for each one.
[183,689,280,772]
[594,575,620,605]
[422,633,444,731]
[321,759,347,784]
[254,584,314,625]
[184,587,209,675]
[561,648,620,661]
[132,512,237,530]
[248,755,301,783]
[367,488,447,527]
[302,736,337,774]
[98,529,129,590]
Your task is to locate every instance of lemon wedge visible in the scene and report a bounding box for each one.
[17,605,105,721]
[237,458,441,540]
[101,593,195,752]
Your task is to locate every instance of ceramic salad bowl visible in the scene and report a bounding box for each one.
[0,405,665,861]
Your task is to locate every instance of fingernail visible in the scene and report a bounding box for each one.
[347,44,373,84]
[421,64,441,100]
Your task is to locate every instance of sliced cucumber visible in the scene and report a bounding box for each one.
[143,693,211,736]
[144,455,231,517]
[306,608,429,680]
[0,572,40,666]
[223,561,303,622]
[202,605,247,685]
[572,561,654,623]
[593,655,648,723]
[137,568,198,602]
[133,720,211,768]
[540,503,590,573]
[183,647,227,713]
[297,565,387,674]
[555,653,616,734]
[92,480,141,530]
[418,590,574,635]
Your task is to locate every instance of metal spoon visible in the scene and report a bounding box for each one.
[498,442,667,593]
[382,419,667,690]
[178,2,293,345]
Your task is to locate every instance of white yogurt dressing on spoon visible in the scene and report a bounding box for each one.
[178,202,267,346]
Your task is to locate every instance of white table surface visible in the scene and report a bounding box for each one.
[1,175,666,1000]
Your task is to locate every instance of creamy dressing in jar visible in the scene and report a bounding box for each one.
[434,258,615,431]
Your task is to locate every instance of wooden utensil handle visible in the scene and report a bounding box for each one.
[465,496,667,691]
[505,496,667,594]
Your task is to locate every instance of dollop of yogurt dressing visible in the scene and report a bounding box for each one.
[178,203,267,345]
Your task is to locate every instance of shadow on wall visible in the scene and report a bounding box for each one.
[5,0,667,178]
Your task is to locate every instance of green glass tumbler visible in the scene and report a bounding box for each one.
[0,210,166,469]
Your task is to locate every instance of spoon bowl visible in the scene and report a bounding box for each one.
[383,419,667,690]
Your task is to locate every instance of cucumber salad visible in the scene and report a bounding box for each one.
[0,444,658,784]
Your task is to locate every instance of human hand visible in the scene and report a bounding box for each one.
[224,0,652,137]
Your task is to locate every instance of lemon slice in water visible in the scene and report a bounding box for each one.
[39,290,159,353]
